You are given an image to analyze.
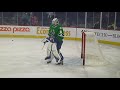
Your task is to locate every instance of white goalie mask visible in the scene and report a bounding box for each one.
[52,18,59,25]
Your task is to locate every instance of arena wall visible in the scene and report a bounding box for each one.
[0,25,120,46]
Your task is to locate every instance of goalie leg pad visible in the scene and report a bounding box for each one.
[45,42,54,62]
[59,52,64,61]
[57,49,64,61]
[51,43,61,63]
[46,54,54,64]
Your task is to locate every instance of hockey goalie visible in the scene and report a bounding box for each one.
[42,18,64,65]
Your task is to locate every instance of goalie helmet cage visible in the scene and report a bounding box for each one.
[81,32,109,66]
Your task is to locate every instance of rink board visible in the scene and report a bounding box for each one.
[0,25,120,46]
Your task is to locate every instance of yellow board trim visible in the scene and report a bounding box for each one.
[0,34,120,46]
[98,40,120,46]
[0,34,46,38]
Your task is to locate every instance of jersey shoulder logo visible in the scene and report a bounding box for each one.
[60,27,63,29]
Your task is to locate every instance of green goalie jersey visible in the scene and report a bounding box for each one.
[48,24,64,42]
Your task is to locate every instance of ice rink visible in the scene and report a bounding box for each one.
[0,38,120,78]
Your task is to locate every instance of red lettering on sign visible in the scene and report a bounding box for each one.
[0,27,12,32]
[13,27,30,32]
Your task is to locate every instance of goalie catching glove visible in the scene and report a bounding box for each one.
[43,37,55,44]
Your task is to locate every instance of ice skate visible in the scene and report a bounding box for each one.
[55,60,63,65]
[47,60,51,64]
[45,56,51,60]
[46,58,52,64]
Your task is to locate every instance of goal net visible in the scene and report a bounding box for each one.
[81,32,109,66]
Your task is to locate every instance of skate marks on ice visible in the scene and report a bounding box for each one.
[0,38,86,78]
[0,38,120,78]
[62,40,120,78]
[116,71,120,78]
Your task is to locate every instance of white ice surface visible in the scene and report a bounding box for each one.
[0,38,120,78]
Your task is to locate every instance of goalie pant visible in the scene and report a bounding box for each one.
[45,38,64,63]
